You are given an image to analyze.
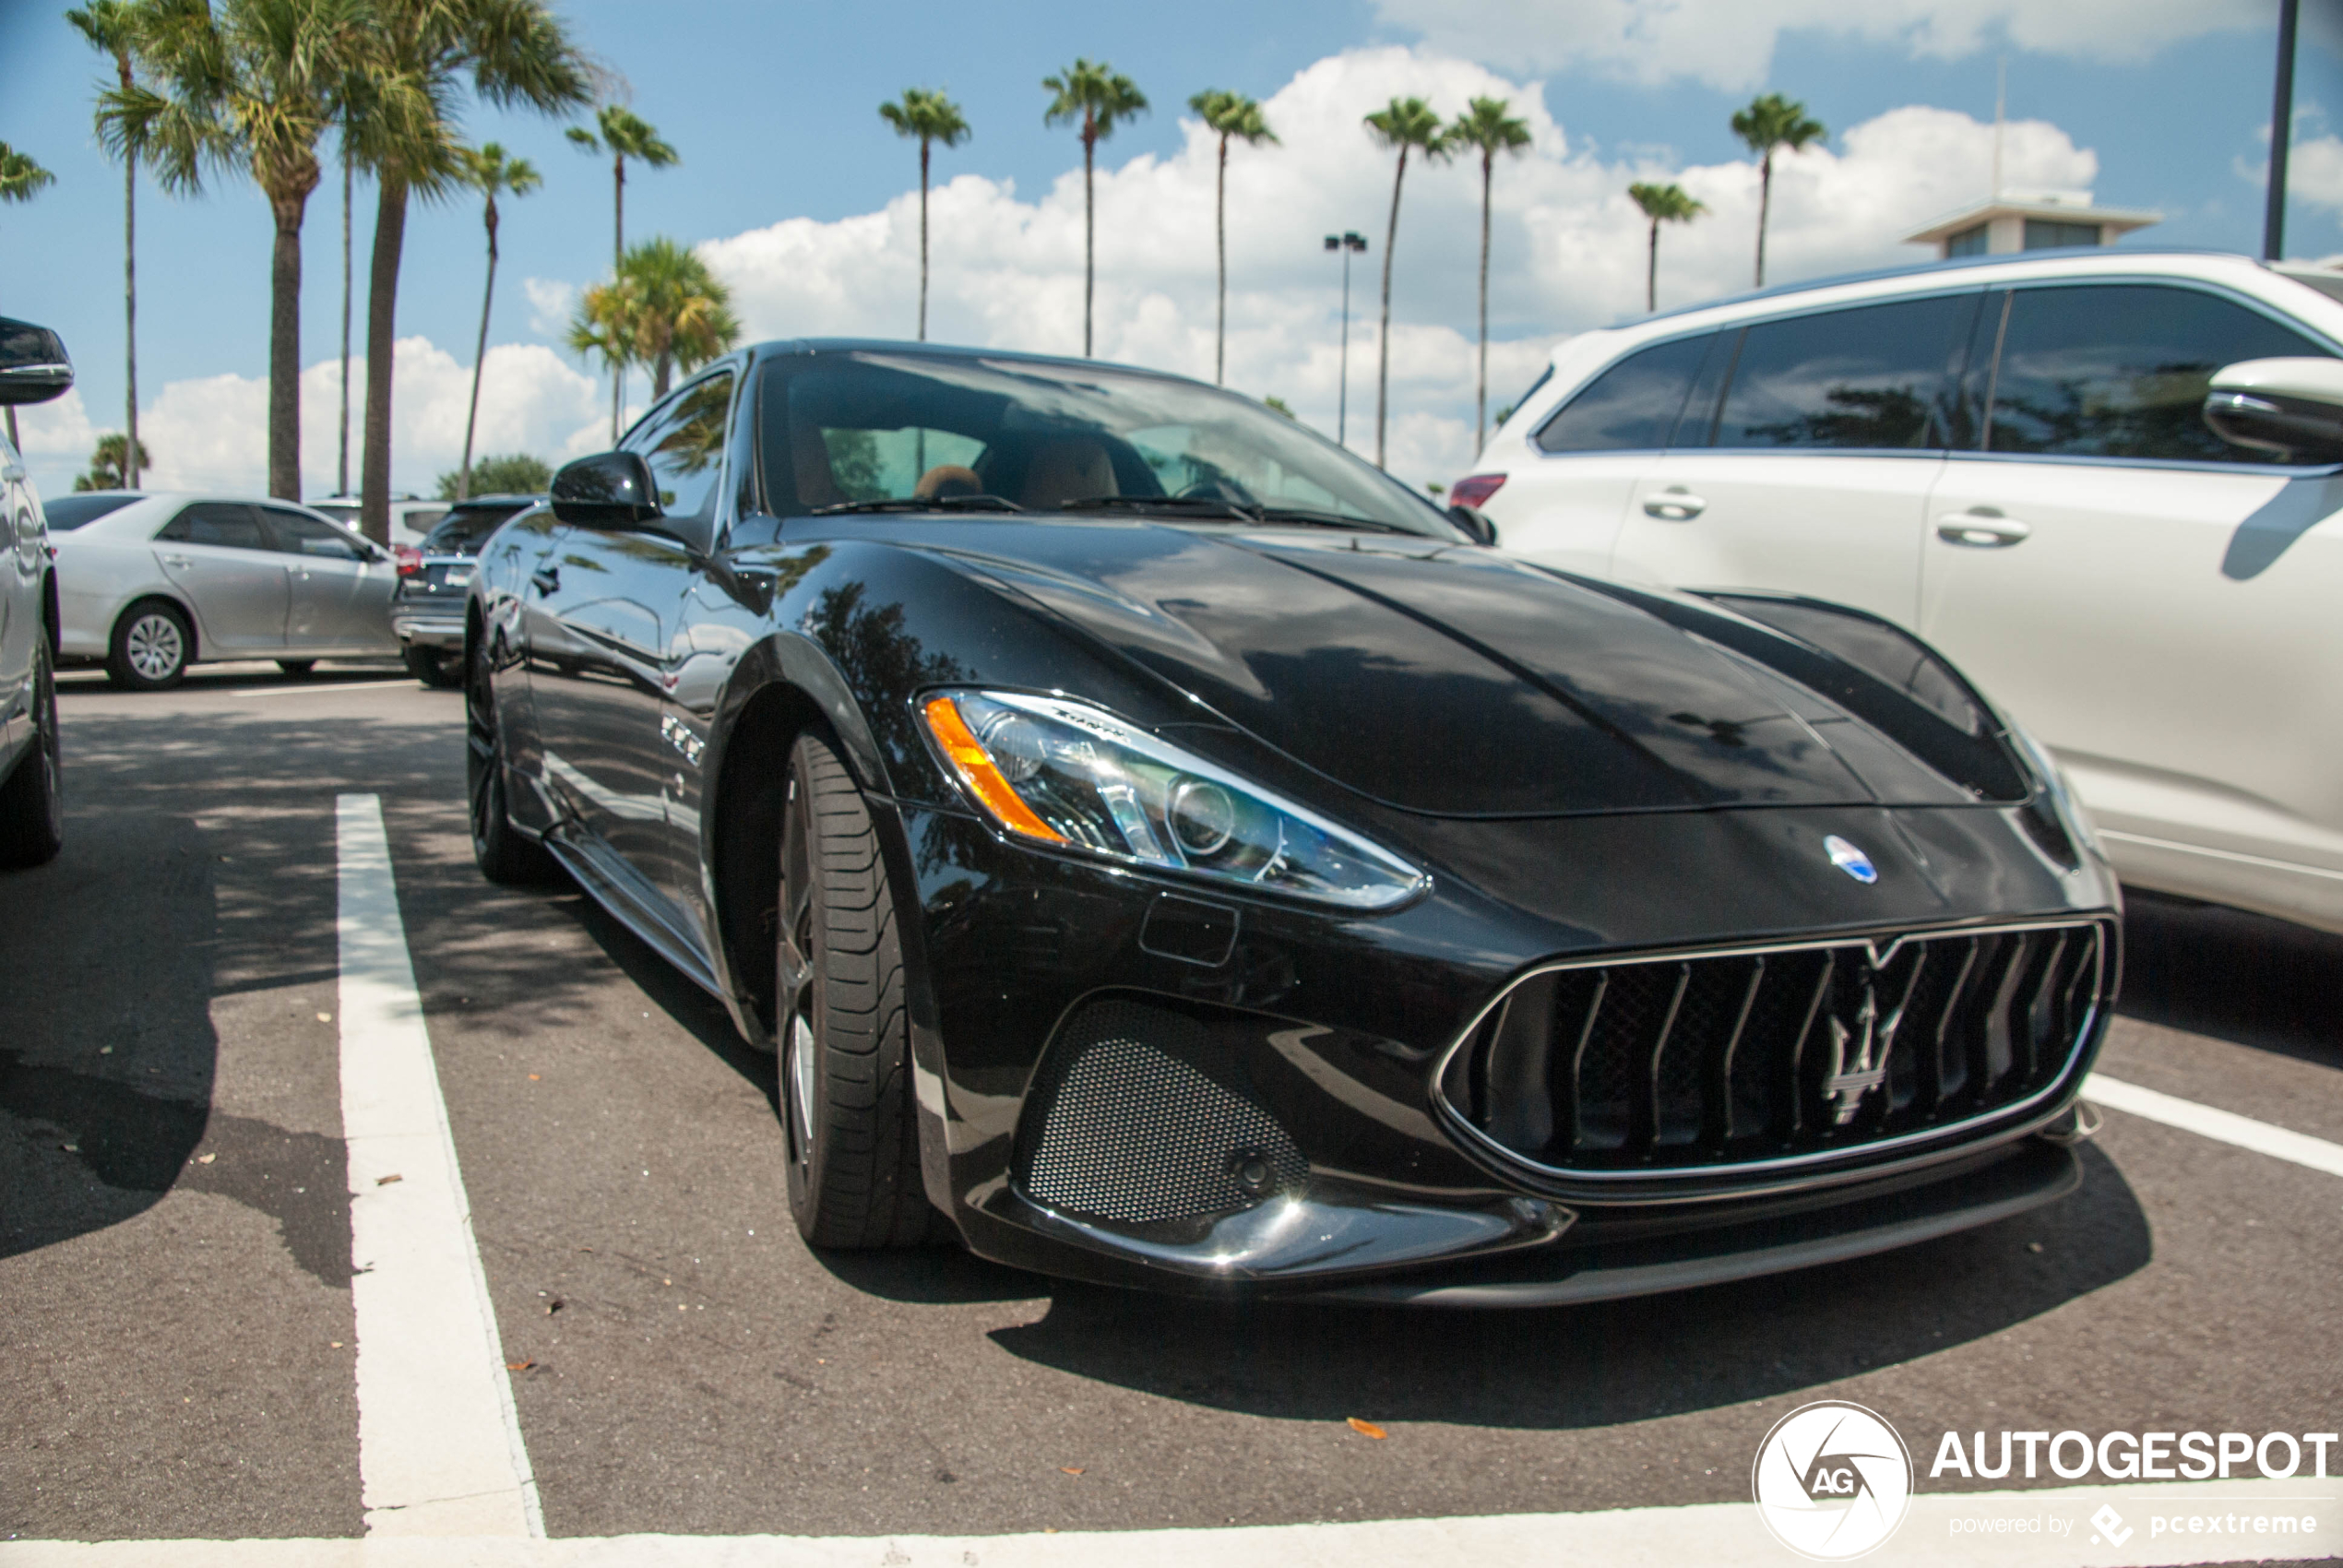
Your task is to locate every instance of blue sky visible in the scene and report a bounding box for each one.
[1,0,2337,497]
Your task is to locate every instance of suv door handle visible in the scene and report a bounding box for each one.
[1642,487,1706,520]
[1935,510,2032,548]
[529,564,561,596]
[161,553,193,570]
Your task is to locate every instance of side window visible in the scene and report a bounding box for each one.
[1986,284,2334,464]
[1528,330,1715,452]
[156,503,268,550]
[627,372,734,520]
[1711,294,1975,450]
[1534,334,1714,454]
[260,507,366,560]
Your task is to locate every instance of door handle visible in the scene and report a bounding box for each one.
[161,554,192,570]
[529,565,561,596]
[1935,510,2032,548]
[1642,487,1707,521]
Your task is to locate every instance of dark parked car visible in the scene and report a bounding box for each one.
[0,316,73,869]
[465,340,2119,1302]
[392,494,541,686]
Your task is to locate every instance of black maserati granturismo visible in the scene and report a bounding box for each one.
[463,339,2118,1304]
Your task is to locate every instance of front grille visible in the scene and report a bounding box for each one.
[1439,920,2111,1177]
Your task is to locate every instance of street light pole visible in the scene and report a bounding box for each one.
[2266,0,2301,261]
[1325,231,1367,448]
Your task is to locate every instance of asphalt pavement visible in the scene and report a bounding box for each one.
[2,664,2338,1560]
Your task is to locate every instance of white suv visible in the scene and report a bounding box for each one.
[1459,250,2343,935]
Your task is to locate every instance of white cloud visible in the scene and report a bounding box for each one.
[2284,134,2343,217]
[18,338,607,501]
[1369,0,2270,92]
[524,277,580,339]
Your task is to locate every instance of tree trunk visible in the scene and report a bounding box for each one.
[1754,150,1772,288]
[339,142,351,495]
[1082,121,1096,358]
[1647,217,1659,314]
[1375,148,1407,470]
[918,137,930,341]
[1475,150,1492,450]
[610,152,625,440]
[268,187,307,501]
[1214,134,1228,385]
[360,173,409,544]
[125,152,139,489]
[652,345,672,400]
[460,198,496,502]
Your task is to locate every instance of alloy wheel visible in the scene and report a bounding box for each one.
[126,612,184,682]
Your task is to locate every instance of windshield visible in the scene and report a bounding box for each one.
[757,350,1459,539]
[423,502,529,554]
[42,493,141,530]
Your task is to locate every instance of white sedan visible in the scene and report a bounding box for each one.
[46,491,402,688]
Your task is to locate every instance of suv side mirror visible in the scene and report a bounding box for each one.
[1446,503,1499,547]
[550,451,663,528]
[2204,357,2343,464]
[0,317,73,407]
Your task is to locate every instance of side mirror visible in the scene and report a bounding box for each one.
[0,317,73,408]
[2204,357,2343,464]
[1446,503,1499,547]
[550,451,663,528]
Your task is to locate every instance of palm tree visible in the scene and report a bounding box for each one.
[75,433,153,491]
[566,105,677,275]
[103,0,376,502]
[68,4,147,490]
[455,143,539,501]
[1448,97,1530,449]
[1362,96,1451,470]
[1187,89,1277,386]
[566,283,636,440]
[877,89,969,342]
[1628,181,1707,313]
[1730,92,1826,288]
[1042,59,1147,357]
[353,0,589,541]
[611,236,740,399]
[0,140,55,454]
[0,141,52,203]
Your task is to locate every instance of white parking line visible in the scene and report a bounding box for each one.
[2085,1073,2343,1180]
[0,1476,2333,1565]
[336,794,541,1538]
[224,679,418,698]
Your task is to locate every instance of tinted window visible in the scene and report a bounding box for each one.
[422,503,528,554]
[629,373,733,521]
[1712,295,1974,450]
[1987,284,2333,463]
[261,507,366,559]
[42,493,139,529]
[157,503,266,550]
[1535,334,1712,454]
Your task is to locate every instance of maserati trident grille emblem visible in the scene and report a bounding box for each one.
[1822,980,1906,1125]
[1825,835,1878,884]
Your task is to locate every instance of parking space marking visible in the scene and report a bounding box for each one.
[337,793,541,1538]
[0,1475,2334,1565]
[2086,1073,2343,1180]
[222,680,419,698]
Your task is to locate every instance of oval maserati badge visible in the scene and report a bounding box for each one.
[1825,835,1879,885]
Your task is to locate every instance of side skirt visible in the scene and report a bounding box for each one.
[541,826,730,1002]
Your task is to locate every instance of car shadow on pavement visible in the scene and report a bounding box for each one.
[980,1144,2150,1430]
[2117,891,2343,1071]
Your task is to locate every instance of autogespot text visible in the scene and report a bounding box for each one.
[1930,1429,2337,1481]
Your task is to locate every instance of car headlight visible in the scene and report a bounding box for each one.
[918,690,1428,910]
[2007,719,2101,858]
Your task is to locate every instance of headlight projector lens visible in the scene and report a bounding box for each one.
[1169,778,1236,858]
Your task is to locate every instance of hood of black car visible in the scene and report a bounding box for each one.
[924,522,1980,818]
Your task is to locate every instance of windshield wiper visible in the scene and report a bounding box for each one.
[1055,493,1259,521]
[1250,505,1411,534]
[813,493,1022,515]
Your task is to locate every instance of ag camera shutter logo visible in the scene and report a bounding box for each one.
[1752,1400,1914,1560]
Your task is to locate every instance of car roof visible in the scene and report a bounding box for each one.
[58,492,370,532]
[750,337,1206,386]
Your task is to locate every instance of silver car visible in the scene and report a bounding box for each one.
[47,492,401,688]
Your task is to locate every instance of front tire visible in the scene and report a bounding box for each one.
[465,637,559,885]
[404,646,460,688]
[105,600,190,690]
[778,731,930,1249]
[0,635,64,867]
